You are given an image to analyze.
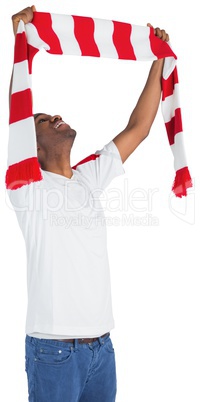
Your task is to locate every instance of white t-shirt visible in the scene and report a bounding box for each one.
[8,140,124,338]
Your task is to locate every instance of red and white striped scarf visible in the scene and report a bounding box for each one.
[6,11,192,197]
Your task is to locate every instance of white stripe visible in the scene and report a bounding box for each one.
[94,19,118,58]
[170,132,187,171]
[51,14,81,55]
[17,20,26,34]
[163,54,176,80]
[161,83,181,123]
[25,22,50,51]
[11,61,31,94]
[130,25,155,60]
[8,118,37,165]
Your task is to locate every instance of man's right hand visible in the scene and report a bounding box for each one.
[12,5,36,36]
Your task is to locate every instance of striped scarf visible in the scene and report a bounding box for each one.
[6,11,192,197]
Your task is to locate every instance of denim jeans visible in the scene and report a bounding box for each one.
[25,333,116,401]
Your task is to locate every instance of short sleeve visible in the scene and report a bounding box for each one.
[72,140,125,190]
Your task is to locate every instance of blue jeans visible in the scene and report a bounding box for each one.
[25,334,116,401]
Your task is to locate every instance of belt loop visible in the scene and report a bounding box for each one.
[74,338,78,351]
[98,336,104,346]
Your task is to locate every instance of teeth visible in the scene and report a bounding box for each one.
[55,121,66,129]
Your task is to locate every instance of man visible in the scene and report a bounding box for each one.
[9,5,169,402]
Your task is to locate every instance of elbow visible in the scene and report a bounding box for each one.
[126,115,152,141]
[137,120,153,142]
[143,127,150,140]
[128,121,151,143]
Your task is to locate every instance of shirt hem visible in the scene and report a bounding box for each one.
[26,324,115,339]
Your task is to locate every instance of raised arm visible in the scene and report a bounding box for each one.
[113,24,169,163]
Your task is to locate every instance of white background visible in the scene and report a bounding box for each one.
[0,1,199,401]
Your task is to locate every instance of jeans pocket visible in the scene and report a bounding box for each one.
[35,344,73,365]
[104,338,115,354]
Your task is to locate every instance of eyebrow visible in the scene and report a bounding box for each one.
[34,113,46,120]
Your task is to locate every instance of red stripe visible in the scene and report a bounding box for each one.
[165,108,183,145]
[32,12,62,54]
[9,89,33,124]
[149,27,177,60]
[172,166,192,198]
[72,153,101,170]
[6,157,42,190]
[14,32,27,63]
[73,16,100,57]
[162,67,179,100]
[14,32,39,74]
[28,44,40,74]
[112,21,136,60]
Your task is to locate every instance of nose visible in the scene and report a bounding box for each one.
[50,115,62,122]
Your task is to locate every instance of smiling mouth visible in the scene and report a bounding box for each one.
[54,121,68,129]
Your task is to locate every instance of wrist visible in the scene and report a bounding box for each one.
[151,58,164,76]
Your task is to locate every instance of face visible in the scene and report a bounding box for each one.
[34,113,76,150]
[34,113,77,168]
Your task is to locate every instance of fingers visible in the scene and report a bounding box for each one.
[12,5,36,36]
[147,23,170,42]
[154,27,169,42]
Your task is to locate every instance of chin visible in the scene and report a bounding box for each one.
[69,129,77,138]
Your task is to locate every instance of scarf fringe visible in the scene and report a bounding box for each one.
[172,167,192,198]
[6,157,42,190]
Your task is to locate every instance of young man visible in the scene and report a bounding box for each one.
[9,5,169,402]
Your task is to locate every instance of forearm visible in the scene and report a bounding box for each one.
[126,58,164,136]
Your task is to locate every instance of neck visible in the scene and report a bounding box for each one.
[41,151,73,179]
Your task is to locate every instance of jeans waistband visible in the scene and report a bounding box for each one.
[26,332,110,347]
